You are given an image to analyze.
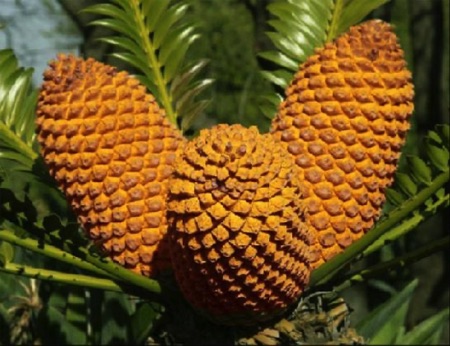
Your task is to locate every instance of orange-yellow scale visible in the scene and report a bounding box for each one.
[271,20,414,268]
[36,54,185,277]
[167,124,314,324]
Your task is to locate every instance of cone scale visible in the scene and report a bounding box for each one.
[271,20,414,268]
[167,124,314,324]
[36,54,185,277]
[35,18,415,326]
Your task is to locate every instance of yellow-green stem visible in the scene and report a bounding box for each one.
[334,236,449,292]
[82,251,162,294]
[326,0,344,42]
[1,219,162,294]
[363,192,448,256]
[311,170,449,286]
[130,0,177,125]
[0,263,124,293]
[0,229,113,278]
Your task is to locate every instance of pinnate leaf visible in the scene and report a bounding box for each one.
[0,49,38,172]
[83,0,211,130]
[396,308,450,345]
[335,0,391,38]
[260,0,390,118]
[357,279,417,344]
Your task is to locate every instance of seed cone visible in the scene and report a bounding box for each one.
[271,20,414,268]
[36,54,185,276]
[167,124,314,324]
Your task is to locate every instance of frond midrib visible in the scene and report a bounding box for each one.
[129,0,176,124]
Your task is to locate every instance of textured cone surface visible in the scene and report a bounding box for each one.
[271,20,414,268]
[36,54,185,276]
[167,124,314,325]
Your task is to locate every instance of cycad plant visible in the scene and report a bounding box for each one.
[0,0,448,345]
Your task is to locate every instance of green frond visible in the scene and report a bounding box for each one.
[83,0,212,131]
[356,279,449,345]
[356,124,449,256]
[260,0,332,93]
[0,49,38,173]
[334,236,449,294]
[396,308,449,345]
[171,60,214,132]
[129,302,162,345]
[0,187,162,295]
[357,279,418,344]
[260,0,391,118]
[64,289,88,344]
[328,0,391,42]
[387,125,449,208]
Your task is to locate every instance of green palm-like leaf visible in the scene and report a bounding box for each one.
[311,125,449,287]
[262,0,333,85]
[171,60,214,132]
[129,302,162,344]
[0,49,38,172]
[357,279,417,344]
[332,0,391,39]
[260,0,391,118]
[37,286,88,345]
[65,289,88,345]
[357,125,449,256]
[396,308,449,345]
[83,0,212,131]
[355,278,449,345]
[386,125,449,209]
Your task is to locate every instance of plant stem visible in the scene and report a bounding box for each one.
[0,262,124,293]
[129,0,177,125]
[79,250,162,294]
[1,226,162,294]
[334,236,449,293]
[311,170,449,286]
[0,229,113,278]
[363,192,448,256]
[326,0,344,42]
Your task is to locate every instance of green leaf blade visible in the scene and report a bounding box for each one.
[99,36,149,67]
[88,18,138,40]
[84,0,211,128]
[0,241,14,265]
[407,155,433,185]
[357,279,418,344]
[258,51,298,72]
[386,188,406,207]
[129,302,162,344]
[0,49,38,172]
[395,172,418,197]
[82,3,129,21]
[143,0,170,32]
[425,137,449,172]
[153,3,189,50]
[335,0,391,39]
[397,308,449,345]
[170,59,209,100]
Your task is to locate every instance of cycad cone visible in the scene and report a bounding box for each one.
[36,54,185,276]
[271,20,414,268]
[167,124,314,324]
